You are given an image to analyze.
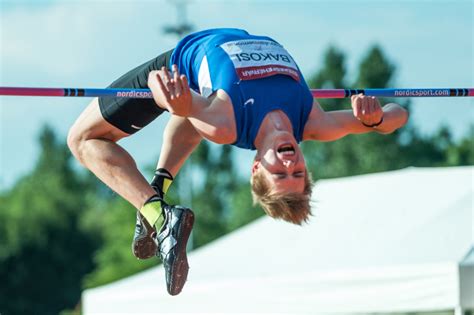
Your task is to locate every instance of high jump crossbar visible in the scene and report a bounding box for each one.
[0,87,473,99]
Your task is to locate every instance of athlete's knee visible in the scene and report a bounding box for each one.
[68,101,128,163]
[67,124,87,163]
[67,121,97,163]
[67,100,98,161]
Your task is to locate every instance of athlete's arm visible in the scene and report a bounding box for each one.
[303,95,408,142]
[148,66,236,144]
[155,115,202,177]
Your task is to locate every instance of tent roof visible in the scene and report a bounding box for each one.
[83,166,473,314]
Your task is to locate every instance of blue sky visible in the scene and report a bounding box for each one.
[0,0,473,190]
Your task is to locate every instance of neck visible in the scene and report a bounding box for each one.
[254,110,294,150]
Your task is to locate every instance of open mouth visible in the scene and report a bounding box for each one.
[277,144,295,156]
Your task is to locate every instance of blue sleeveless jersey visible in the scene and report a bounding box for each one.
[170,28,313,150]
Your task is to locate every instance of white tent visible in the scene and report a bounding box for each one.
[83,167,474,314]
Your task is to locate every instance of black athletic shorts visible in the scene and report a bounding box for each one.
[98,49,173,134]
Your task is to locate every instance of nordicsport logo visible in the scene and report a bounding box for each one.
[394,89,449,97]
[116,91,152,98]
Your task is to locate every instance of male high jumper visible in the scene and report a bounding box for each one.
[67,28,408,295]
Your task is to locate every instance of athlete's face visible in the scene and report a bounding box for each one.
[252,137,307,194]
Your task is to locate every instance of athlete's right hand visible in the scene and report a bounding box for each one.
[148,65,193,117]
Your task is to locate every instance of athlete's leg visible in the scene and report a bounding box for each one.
[67,50,173,209]
[67,98,155,209]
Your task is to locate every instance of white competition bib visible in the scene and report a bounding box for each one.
[220,39,300,81]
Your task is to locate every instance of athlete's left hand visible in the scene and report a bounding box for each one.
[351,94,384,127]
[148,65,193,117]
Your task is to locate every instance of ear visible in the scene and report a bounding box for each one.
[251,160,261,175]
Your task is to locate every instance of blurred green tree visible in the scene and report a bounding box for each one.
[0,126,99,314]
[446,126,474,165]
[227,181,263,231]
[355,45,395,88]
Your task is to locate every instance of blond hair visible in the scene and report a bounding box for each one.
[251,169,313,225]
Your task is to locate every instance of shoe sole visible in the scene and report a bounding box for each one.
[168,208,194,296]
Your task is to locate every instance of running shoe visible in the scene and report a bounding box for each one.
[156,204,194,295]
